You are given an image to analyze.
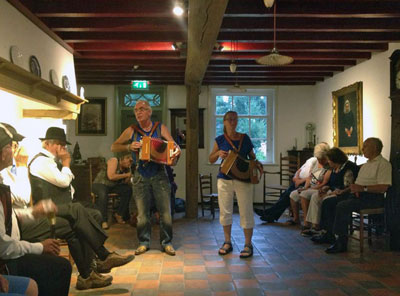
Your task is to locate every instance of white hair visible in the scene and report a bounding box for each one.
[314,142,330,159]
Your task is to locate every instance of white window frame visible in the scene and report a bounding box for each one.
[209,88,275,164]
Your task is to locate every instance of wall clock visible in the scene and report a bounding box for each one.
[390,49,400,98]
[29,55,41,77]
[62,75,71,92]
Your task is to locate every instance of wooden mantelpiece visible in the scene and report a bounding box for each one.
[0,56,86,119]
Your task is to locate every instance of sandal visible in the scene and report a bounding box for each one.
[218,241,233,255]
[239,244,253,258]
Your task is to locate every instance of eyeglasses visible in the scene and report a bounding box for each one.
[134,107,149,113]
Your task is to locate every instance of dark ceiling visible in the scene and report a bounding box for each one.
[11,0,400,86]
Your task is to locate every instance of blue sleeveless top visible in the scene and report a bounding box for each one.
[131,122,164,178]
[215,133,254,180]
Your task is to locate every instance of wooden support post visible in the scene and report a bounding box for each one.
[185,84,200,218]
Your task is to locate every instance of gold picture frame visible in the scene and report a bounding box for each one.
[332,82,363,154]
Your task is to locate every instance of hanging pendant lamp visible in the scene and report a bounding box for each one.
[256,1,293,66]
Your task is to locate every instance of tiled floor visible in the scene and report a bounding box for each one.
[68,210,400,296]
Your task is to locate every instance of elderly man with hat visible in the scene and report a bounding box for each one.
[28,127,135,289]
[0,123,72,295]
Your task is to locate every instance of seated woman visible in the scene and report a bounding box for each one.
[287,145,330,226]
[309,147,359,242]
[92,153,133,229]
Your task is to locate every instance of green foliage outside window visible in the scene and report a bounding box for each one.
[215,95,268,161]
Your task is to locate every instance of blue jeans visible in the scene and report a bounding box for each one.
[132,169,172,248]
[93,183,132,222]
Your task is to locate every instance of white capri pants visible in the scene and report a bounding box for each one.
[217,178,255,229]
[306,191,335,225]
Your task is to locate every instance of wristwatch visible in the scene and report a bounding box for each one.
[363,186,368,192]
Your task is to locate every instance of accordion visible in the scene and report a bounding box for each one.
[140,136,178,166]
[220,150,261,184]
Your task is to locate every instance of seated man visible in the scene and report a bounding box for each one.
[256,142,330,223]
[5,125,134,290]
[322,138,391,253]
[92,153,133,229]
[0,123,72,295]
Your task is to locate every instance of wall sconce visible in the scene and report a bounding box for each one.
[171,42,187,57]
[229,61,237,73]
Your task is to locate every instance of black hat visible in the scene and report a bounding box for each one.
[0,124,13,150]
[0,123,25,142]
[39,127,71,145]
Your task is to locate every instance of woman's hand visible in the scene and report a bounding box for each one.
[319,186,329,195]
[218,150,228,160]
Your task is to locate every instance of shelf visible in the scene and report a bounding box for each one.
[0,56,87,119]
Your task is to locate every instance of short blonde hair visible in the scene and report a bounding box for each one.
[314,142,330,159]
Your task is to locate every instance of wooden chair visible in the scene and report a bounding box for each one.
[88,157,120,222]
[263,152,300,211]
[349,207,385,253]
[199,173,219,219]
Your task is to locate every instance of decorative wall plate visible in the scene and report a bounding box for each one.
[50,69,59,86]
[9,46,23,67]
[29,55,41,77]
[62,75,71,92]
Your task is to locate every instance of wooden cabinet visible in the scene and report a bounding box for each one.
[287,149,314,167]
[71,163,92,205]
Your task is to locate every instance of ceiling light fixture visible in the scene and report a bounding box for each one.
[263,0,275,8]
[173,1,184,16]
[256,1,293,66]
[229,40,237,73]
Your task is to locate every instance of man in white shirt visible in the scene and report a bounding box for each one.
[324,137,392,253]
[0,123,72,295]
[28,127,135,288]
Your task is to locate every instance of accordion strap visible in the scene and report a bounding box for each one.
[223,133,244,153]
[131,121,160,137]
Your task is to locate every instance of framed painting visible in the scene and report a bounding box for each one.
[76,97,106,135]
[170,108,204,149]
[332,82,363,154]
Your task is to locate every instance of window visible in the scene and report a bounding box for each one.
[211,88,275,163]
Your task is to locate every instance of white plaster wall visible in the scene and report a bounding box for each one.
[314,43,400,160]
[0,1,77,94]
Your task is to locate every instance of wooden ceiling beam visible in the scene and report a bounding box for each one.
[184,0,229,86]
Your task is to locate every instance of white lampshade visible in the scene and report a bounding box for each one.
[263,0,275,8]
[229,62,237,73]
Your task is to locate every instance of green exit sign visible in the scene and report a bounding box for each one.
[131,80,149,90]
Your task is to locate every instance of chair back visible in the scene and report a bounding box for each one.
[279,153,300,186]
[199,173,213,196]
[87,157,106,195]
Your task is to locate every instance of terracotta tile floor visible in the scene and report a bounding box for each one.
[68,210,400,296]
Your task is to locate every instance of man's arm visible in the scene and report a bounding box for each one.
[0,204,43,260]
[160,124,181,160]
[29,156,72,188]
[111,126,135,152]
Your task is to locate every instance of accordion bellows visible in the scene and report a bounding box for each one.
[220,150,261,184]
[140,136,177,165]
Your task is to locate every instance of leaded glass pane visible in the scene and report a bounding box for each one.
[123,93,161,107]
